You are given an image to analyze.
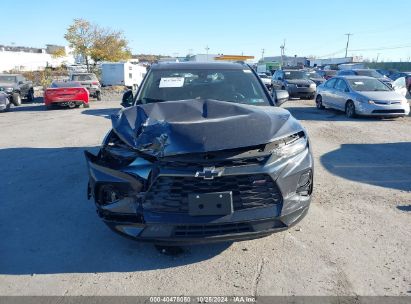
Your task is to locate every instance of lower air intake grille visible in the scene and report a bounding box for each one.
[174,222,252,237]
[372,109,405,114]
[143,174,282,213]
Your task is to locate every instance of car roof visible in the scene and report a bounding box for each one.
[150,61,248,70]
[338,75,375,80]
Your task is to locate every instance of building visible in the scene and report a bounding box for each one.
[309,56,363,67]
[261,56,308,67]
[0,44,75,72]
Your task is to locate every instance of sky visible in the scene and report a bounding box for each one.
[1,0,410,62]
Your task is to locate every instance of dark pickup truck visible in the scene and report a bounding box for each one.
[0,74,34,106]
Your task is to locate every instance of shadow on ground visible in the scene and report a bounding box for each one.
[321,142,411,192]
[0,147,230,275]
[82,108,121,119]
[397,205,411,212]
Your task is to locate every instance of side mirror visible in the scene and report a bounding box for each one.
[272,89,289,106]
[18,81,24,85]
[121,90,134,107]
[277,77,283,81]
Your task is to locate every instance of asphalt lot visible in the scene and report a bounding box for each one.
[0,98,410,296]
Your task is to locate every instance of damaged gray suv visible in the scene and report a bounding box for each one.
[85,62,313,245]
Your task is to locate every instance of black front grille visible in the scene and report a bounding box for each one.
[143,174,282,213]
[174,222,252,237]
[160,156,268,168]
[372,109,405,114]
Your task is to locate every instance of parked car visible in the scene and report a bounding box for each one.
[389,71,411,81]
[69,73,101,100]
[306,71,326,86]
[85,62,313,245]
[315,76,410,118]
[337,69,392,87]
[0,74,34,106]
[392,76,411,98]
[318,70,337,80]
[0,90,11,112]
[271,69,316,99]
[257,73,272,89]
[376,69,398,78]
[44,81,90,109]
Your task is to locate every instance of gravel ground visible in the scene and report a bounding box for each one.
[0,98,410,296]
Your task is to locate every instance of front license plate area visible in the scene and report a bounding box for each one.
[188,192,233,216]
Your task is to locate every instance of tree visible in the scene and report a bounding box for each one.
[51,48,66,59]
[64,19,131,72]
[90,28,131,64]
[64,19,94,71]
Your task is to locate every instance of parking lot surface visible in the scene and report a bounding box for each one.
[0,99,410,296]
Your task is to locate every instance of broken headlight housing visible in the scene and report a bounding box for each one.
[264,131,308,158]
[100,130,140,168]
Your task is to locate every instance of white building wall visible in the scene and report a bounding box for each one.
[0,47,75,72]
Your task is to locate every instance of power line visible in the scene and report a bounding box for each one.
[349,44,411,52]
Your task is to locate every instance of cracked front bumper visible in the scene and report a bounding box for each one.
[85,144,313,244]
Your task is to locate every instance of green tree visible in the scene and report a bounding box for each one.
[90,28,131,64]
[64,19,131,72]
[64,19,94,71]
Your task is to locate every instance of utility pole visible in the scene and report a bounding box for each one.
[376,53,381,62]
[261,48,265,62]
[205,45,210,61]
[280,39,286,67]
[344,33,352,58]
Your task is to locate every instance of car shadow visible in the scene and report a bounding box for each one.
[321,142,411,192]
[284,105,403,122]
[397,205,411,212]
[0,147,230,275]
[82,108,121,119]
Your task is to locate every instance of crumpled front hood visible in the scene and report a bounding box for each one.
[111,99,302,157]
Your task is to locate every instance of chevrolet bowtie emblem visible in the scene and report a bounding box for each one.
[195,167,223,180]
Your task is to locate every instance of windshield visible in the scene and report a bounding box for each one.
[51,81,81,88]
[355,70,384,78]
[307,72,323,78]
[137,68,271,106]
[284,71,308,80]
[72,74,97,81]
[347,78,391,92]
[0,75,17,83]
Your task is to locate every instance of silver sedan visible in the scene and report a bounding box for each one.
[315,76,410,118]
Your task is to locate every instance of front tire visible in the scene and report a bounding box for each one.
[96,91,102,101]
[12,93,21,106]
[1,99,11,112]
[345,101,356,118]
[316,95,324,109]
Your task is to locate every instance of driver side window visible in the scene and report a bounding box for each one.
[335,79,348,92]
[325,78,337,88]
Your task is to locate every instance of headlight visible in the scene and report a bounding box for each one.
[286,83,296,87]
[265,131,308,158]
[5,87,13,92]
[309,83,316,88]
[368,100,375,104]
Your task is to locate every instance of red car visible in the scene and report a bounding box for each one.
[44,81,90,109]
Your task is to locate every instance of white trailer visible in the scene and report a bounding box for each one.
[101,62,146,89]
